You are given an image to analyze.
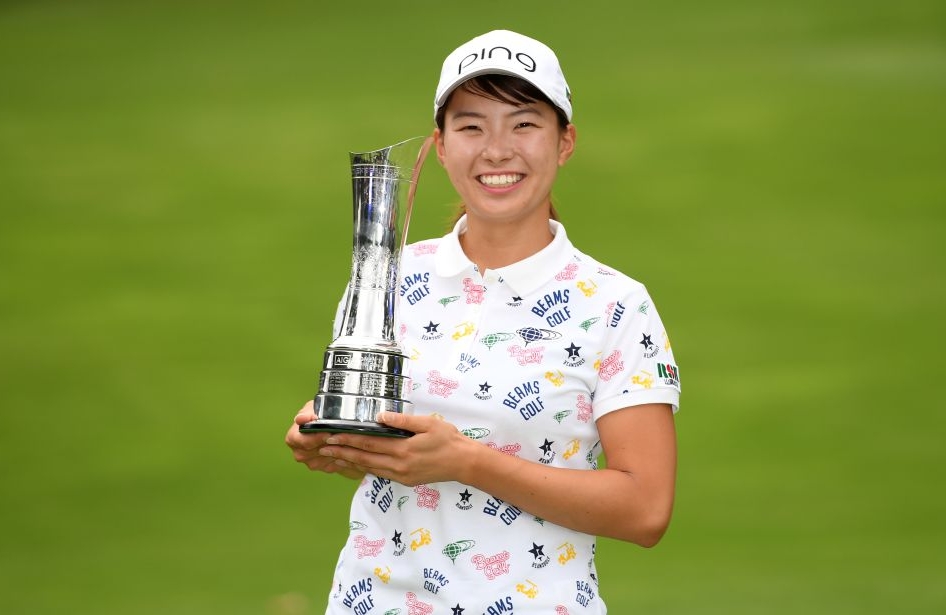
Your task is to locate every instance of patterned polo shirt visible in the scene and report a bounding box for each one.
[326,216,681,615]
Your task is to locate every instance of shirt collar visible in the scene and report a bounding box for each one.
[434,214,575,296]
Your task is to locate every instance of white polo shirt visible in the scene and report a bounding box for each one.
[327,216,681,614]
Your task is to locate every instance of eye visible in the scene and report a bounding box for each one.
[515,121,538,129]
[458,124,482,132]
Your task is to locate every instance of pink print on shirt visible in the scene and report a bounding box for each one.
[472,550,512,579]
[406,591,434,614]
[508,344,546,366]
[427,370,459,398]
[597,350,624,381]
[462,277,485,304]
[353,535,385,558]
[576,394,593,422]
[486,441,522,457]
[413,484,441,510]
[555,262,579,280]
[410,243,438,256]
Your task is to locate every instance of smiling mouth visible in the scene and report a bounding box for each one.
[478,173,524,187]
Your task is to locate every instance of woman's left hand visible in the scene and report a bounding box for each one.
[316,411,473,486]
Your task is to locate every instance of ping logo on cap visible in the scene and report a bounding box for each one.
[457,46,536,75]
[435,30,573,121]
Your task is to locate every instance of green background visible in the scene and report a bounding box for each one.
[1,0,944,612]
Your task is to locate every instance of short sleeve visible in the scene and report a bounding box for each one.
[592,288,681,420]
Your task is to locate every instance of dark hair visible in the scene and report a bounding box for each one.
[437,74,567,224]
[435,74,570,131]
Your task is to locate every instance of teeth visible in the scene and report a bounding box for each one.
[479,174,523,187]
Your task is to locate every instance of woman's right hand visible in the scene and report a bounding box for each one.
[285,401,367,481]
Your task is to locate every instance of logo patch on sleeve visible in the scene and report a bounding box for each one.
[656,362,680,387]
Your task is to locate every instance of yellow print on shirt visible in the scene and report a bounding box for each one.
[557,542,577,564]
[516,579,539,599]
[577,280,598,297]
[563,439,581,460]
[632,371,654,389]
[410,528,432,551]
[374,566,392,584]
[545,369,565,387]
[452,321,475,340]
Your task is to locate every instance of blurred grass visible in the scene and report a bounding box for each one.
[1,0,944,613]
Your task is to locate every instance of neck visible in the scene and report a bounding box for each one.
[459,215,554,272]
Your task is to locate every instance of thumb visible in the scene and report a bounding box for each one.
[376,410,402,426]
[295,412,317,426]
[377,410,423,430]
[378,411,445,433]
[294,401,316,425]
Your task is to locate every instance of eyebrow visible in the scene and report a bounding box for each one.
[449,110,486,121]
[448,105,543,122]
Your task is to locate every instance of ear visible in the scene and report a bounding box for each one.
[434,128,446,166]
[558,124,577,166]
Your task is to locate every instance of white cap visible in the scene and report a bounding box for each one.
[433,30,572,121]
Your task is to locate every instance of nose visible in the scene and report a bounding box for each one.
[481,131,513,163]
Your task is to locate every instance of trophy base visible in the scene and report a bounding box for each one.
[299,419,412,438]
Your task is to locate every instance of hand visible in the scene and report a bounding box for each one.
[285,401,366,481]
[316,411,475,486]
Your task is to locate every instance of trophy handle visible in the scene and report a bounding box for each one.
[399,134,435,256]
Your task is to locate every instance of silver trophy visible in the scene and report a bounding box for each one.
[300,136,433,438]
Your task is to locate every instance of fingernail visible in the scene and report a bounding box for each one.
[325,436,339,445]
[319,448,333,457]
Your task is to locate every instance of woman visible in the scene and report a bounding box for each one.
[286,29,681,614]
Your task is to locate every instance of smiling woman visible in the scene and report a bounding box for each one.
[286,29,682,614]
[436,86,575,271]
[437,73,570,225]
